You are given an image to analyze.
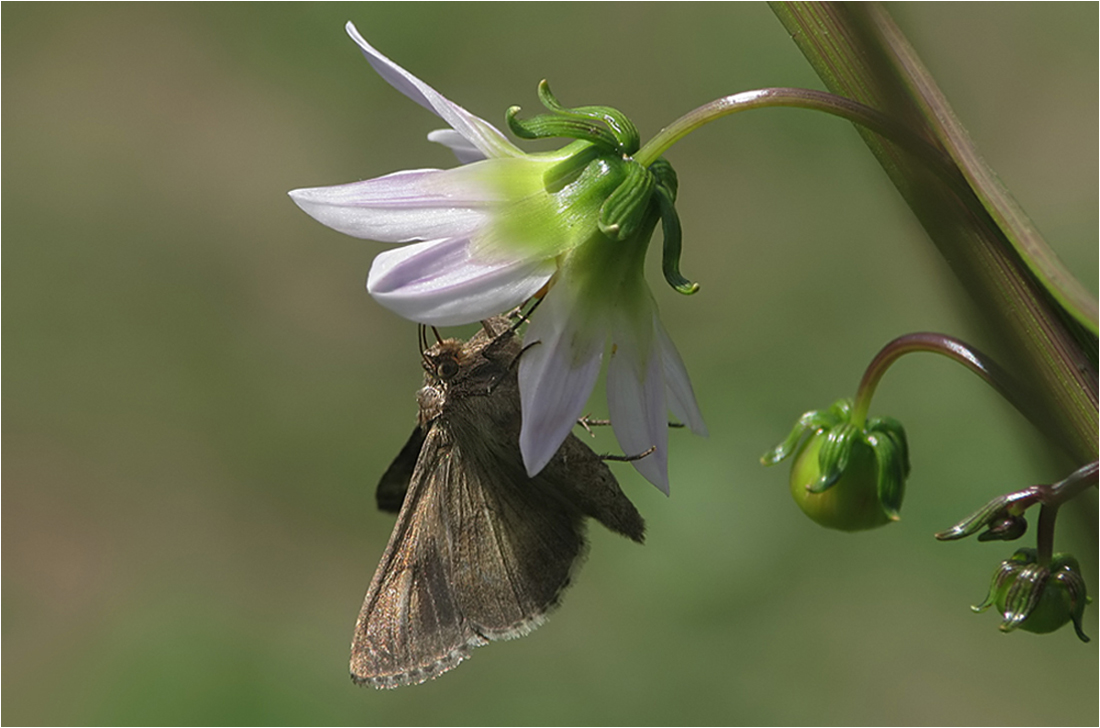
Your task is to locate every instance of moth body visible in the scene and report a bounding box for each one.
[353,316,644,688]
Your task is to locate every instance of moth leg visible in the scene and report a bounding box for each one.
[514,286,548,322]
[576,416,609,437]
[496,338,540,376]
[602,445,657,463]
[577,417,684,431]
[478,321,520,372]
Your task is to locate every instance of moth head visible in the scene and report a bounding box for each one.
[421,339,470,386]
[432,346,462,381]
[419,324,461,381]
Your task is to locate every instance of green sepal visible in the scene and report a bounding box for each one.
[1000,563,1046,632]
[809,422,860,493]
[507,81,640,154]
[649,158,678,201]
[826,398,853,422]
[506,105,619,150]
[655,184,698,295]
[598,160,655,241]
[540,142,604,193]
[865,430,905,520]
[1051,556,1092,642]
[973,548,1031,613]
[537,80,639,155]
[866,416,910,476]
[649,157,697,295]
[760,406,842,465]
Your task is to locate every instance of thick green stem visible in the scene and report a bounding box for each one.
[770,2,1098,464]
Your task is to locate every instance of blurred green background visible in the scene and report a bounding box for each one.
[4,3,1096,725]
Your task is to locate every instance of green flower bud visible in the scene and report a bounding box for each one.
[762,399,910,531]
[973,548,1091,642]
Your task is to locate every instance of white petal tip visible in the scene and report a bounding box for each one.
[634,458,671,496]
[520,439,555,479]
[645,475,671,497]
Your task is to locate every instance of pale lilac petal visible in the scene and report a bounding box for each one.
[607,330,671,494]
[367,238,553,326]
[427,129,487,164]
[289,168,494,242]
[654,316,709,437]
[345,22,522,160]
[518,292,604,476]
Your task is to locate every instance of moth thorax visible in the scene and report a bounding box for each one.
[417,384,445,424]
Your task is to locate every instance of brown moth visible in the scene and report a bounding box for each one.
[352,315,645,688]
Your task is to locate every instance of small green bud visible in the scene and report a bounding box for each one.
[973,548,1091,642]
[762,399,910,531]
[789,428,889,530]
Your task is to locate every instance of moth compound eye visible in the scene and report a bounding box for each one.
[435,354,460,380]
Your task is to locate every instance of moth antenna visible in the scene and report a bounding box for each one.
[431,326,443,344]
[418,324,433,371]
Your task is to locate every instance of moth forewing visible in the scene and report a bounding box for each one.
[352,316,644,688]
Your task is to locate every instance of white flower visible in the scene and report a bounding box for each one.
[289,22,706,492]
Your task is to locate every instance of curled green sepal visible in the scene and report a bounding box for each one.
[652,169,698,295]
[762,398,910,531]
[809,422,860,493]
[760,399,849,465]
[537,80,639,155]
[598,159,656,241]
[973,549,1091,642]
[506,105,619,150]
[649,157,679,201]
[864,416,910,519]
[506,81,640,155]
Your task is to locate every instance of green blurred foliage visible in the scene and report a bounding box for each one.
[3,3,1096,725]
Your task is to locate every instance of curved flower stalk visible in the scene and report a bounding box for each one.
[289,23,706,493]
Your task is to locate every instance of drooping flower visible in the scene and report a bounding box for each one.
[289,22,706,492]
